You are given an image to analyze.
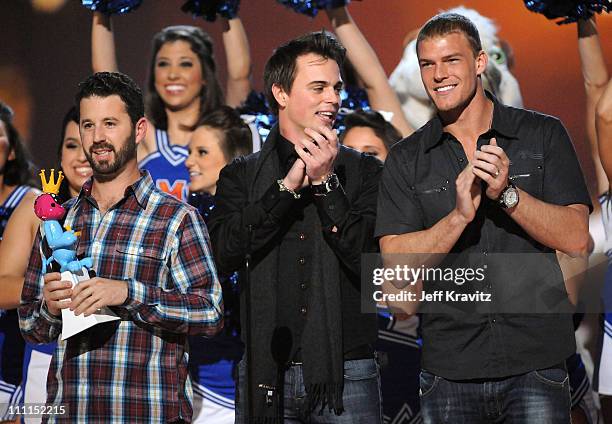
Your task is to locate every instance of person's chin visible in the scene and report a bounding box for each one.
[189,182,204,193]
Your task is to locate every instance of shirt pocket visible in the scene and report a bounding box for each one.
[114,241,168,287]
[414,177,454,229]
[509,161,543,198]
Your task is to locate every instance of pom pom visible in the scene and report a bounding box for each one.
[237,91,278,142]
[188,192,216,220]
[81,0,143,15]
[276,0,351,18]
[335,85,370,134]
[181,0,240,22]
[523,0,611,25]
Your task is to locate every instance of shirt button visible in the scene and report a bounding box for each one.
[459,158,465,163]
[298,257,306,265]
[300,282,307,290]
[300,306,307,315]
[299,233,306,241]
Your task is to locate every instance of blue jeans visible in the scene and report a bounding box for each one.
[235,358,382,423]
[420,367,571,423]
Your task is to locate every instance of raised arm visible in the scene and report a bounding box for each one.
[326,6,413,136]
[0,192,39,309]
[597,81,612,187]
[578,18,609,194]
[91,12,119,72]
[222,17,252,107]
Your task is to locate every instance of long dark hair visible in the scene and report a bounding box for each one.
[146,26,224,130]
[0,101,34,187]
[56,107,80,203]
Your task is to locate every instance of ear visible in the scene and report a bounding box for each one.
[135,117,148,146]
[271,84,288,109]
[475,50,488,77]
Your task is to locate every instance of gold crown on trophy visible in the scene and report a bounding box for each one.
[39,169,64,195]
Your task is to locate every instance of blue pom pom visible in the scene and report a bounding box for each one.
[524,0,611,24]
[335,85,370,134]
[81,0,143,15]
[181,0,240,22]
[237,91,278,142]
[276,0,351,18]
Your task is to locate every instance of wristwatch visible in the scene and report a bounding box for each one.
[498,182,519,209]
[312,173,340,196]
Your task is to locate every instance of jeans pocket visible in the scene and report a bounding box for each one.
[343,358,378,381]
[533,367,568,388]
[419,370,439,398]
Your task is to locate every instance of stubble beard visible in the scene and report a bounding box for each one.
[85,132,137,183]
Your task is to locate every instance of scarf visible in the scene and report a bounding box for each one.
[243,126,344,423]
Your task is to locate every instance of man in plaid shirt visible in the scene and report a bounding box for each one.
[19,72,223,423]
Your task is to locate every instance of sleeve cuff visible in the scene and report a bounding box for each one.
[260,181,298,219]
[123,278,159,312]
[314,184,350,227]
[40,301,62,326]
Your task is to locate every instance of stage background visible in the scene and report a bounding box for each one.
[1,0,610,196]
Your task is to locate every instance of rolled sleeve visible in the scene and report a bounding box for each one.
[542,118,593,211]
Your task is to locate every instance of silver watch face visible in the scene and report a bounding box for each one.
[503,188,519,207]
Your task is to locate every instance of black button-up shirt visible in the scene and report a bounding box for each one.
[275,135,315,356]
[209,128,382,362]
[375,92,592,379]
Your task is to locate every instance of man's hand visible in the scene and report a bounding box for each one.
[282,157,308,192]
[455,164,482,223]
[472,138,510,200]
[70,277,128,317]
[295,126,339,184]
[43,272,73,316]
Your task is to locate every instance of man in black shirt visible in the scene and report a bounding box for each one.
[376,13,591,423]
[209,31,382,423]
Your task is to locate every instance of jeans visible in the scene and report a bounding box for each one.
[420,367,571,424]
[235,358,382,423]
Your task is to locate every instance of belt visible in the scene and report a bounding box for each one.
[290,344,374,365]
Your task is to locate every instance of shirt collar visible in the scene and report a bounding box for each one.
[425,90,519,151]
[76,170,152,210]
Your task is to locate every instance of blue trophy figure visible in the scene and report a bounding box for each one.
[34,169,118,339]
[33,170,92,272]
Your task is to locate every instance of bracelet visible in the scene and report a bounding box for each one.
[277,179,301,199]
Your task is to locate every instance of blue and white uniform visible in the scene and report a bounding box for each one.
[0,185,31,420]
[139,129,189,202]
[597,193,612,397]
[376,309,421,424]
[189,193,243,424]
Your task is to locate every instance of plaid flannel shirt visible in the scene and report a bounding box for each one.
[19,172,223,423]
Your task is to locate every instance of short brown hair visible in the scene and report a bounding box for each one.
[416,13,482,58]
[264,31,346,115]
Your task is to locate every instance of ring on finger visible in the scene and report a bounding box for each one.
[494,167,500,177]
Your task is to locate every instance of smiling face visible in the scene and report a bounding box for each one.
[274,53,343,140]
[342,126,388,162]
[79,95,140,181]
[185,126,227,195]
[154,40,204,113]
[417,32,487,115]
[60,121,92,196]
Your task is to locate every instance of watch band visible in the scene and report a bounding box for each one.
[312,173,339,196]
